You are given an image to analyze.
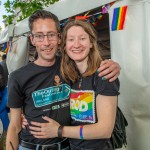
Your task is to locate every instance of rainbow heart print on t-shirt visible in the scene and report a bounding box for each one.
[70,90,95,123]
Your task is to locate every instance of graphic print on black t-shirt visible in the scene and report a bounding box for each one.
[70,89,96,123]
[32,84,70,107]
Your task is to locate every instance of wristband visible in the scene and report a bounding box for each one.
[80,125,84,139]
[58,125,64,138]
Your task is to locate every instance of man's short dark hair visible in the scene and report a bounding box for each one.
[29,10,60,32]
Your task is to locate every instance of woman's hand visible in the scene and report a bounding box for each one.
[97,59,121,82]
[29,116,60,139]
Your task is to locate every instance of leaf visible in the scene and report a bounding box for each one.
[4,0,60,25]
[2,15,7,19]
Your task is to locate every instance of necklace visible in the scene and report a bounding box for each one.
[78,77,82,89]
[78,68,87,89]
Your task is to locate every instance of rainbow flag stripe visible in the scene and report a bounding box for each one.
[2,42,9,53]
[97,14,103,20]
[111,6,128,31]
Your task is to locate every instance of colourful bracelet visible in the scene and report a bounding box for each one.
[80,125,84,139]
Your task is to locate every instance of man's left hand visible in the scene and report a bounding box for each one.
[97,59,121,82]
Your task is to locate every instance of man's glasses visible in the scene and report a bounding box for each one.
[32,32,60,42]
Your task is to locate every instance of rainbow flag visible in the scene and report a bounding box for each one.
[111,6,128,31]
[2,42,9,53]
[91,14,103,26]
[75,16,89,20]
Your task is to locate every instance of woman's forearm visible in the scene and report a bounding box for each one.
[62,123,113,140]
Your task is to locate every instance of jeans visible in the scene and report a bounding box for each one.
[18,144,70,150]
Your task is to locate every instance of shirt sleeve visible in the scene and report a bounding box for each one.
[7,73,24,108]
[94,74,120,96]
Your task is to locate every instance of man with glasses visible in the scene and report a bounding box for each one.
[6,10,120,150]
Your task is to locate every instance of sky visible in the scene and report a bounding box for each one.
[0,0,7,30]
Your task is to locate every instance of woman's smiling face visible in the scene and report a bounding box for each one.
[65,26,92,63]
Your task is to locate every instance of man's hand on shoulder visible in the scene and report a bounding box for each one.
[97,59,121,82]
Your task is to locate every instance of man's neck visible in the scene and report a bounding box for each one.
[34,58,56,67]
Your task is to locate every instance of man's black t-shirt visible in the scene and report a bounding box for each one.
[8,57,71,144]
[69,72,120,149]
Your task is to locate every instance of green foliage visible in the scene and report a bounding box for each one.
[3,0,60,26]
[0,26,2,31]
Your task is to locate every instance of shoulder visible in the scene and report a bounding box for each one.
[93,72,120,96]
[9,63,33,81]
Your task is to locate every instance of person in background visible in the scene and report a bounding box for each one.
[0,54,9,85]
[23,19,119,150]
[0,65,9,150]
[7,10,120,150]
